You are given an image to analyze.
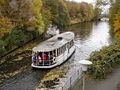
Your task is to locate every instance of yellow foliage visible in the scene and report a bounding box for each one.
[0,16,13,37]
[114,31,120,38]
[113,11,120,32]
[32,0,42,15]
[0,0,5,5]
[113,11,120,39]
[35,14,45,34]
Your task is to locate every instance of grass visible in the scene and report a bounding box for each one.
[117,83,120,90]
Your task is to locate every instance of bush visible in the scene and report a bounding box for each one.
[5,26,27,48]
[88,41,120,79]
[0,40,6,54]
[117,83,120,90]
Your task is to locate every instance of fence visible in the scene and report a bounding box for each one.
[51,66,83,90]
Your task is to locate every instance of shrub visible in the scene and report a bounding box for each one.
[117,83,120,90]
[88,41,120,79]
[5,26,28,49]
[0,40,6,54]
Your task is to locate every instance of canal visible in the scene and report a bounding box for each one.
[0,21,112,90]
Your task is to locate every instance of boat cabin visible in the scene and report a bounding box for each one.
[32,40,74,66]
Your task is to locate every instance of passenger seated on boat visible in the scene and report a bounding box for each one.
[44,52,50,65]
[32,52,37,63]
[41,52,49,65]
[36,54,41,65]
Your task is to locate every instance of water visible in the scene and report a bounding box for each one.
[0,21,112,90]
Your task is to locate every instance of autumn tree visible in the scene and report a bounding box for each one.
[93,0,102,20]
[0,40,6,54]
[1,0,44,34]
[42,0,70,29]
[66,1,94,23]
[112,11,120,38]
[109,0,120,39]
[79,2,94,22]
[0,16,13,39]
[66,1,80,19]
[0,1,13,38]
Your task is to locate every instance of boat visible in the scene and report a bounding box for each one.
[31,32,75,68]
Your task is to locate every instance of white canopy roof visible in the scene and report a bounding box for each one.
[33,32,74,52]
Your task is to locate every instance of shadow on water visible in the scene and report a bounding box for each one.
[66,22,93,41]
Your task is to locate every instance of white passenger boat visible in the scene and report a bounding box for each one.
[31,32,75,68]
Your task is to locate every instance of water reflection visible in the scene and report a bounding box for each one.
[74,22,111,61]
[66,22,93,41]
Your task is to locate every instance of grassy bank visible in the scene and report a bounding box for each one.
[88,41,120,79]
[0,35,47,84]
[117,83,120,90]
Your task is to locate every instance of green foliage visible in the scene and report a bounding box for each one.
[42,9,52,29]
[93,0,103,21]
[0,40,6,54]
[42,0,70,29]
[66,1,94,24]
[0,0,5,5]
[117,83,120,90]
[88,41,120,79]
[35,14,45,34]
[57,0,70,28]
[5,26,28,48]
[93,7,101,20]
[109,0,120,39]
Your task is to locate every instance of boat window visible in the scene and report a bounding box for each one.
[53,50,56,57]
[50,51,51,55]
[57,49,59,56]
[62,47,63,54]
[70,40,72,48]
[69,40,74,48]
[59,47,62,55]
[67,42,70,49]
[56,47,62,56]
[62,45,65,53]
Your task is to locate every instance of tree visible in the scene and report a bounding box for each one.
[109,0,120,39]
[42,0,70,29]
[0,40,6,54]
[5,26,28,48]
[66,1,94,23]
[0,16,13,38]
[93,0,103,20]
[93,7,101,20]
[57,0,70,28]
[66,1,80,19]
[1,0,44,34]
